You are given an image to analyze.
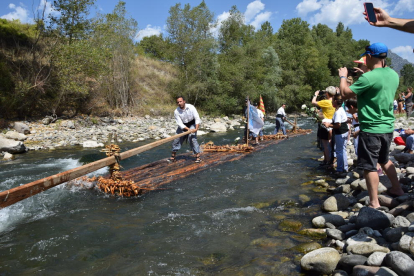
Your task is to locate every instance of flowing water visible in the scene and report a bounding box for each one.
[0,119,329,275]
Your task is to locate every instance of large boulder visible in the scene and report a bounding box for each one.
[5,131,27,141]
[13,122,30,134]
[301,247,340,274]
[322,194,351,212]
[209,122,227,132]
[0,137,26,153]
[356,207,394,230]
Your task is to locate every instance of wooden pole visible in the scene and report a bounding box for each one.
[0,130,192,209]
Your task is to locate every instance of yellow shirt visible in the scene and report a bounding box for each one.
[317,99,335,119]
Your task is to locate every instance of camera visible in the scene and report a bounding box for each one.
[311,90,326,101]
[347,68,357,77]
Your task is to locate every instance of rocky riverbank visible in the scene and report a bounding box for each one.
[299,116,414,275]
[0,115,244,159]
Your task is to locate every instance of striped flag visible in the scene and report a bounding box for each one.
[258,95,265,116]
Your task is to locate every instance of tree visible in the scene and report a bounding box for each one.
[50,0,96,44]
[92,1,138,113]
[166,1,218,108]
[401,63,414,87]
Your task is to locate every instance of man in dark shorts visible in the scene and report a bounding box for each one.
[338,43,404,208]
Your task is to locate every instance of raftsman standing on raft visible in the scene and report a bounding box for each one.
[169,96,202,163]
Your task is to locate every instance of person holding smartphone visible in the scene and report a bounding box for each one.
[338,42,405,208]
[364,6,414,34]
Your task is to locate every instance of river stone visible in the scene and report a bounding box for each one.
[0,137,26,154]
[399,232,414,252]
[338,254,368,273]
[278,219,302,232]
[334,184,352,194]
[300,247,340,274]
[291,242,322,254]
[326,228,345,240]
[13,122,30,134]
[383,251,414,276]
[394,153,414,163]
[338,223,356,233]
[82,141,104,148]
[346,233,377,247]
[406,212,414,223]
[393,216,411,228]
[384,227,408,243]
[367,251,387,266]
[378,195,400,208]
[2,152,13,160]
[323,194,350,212]
[346,243,390,256]
[298,228,327,239]
[333,270,348,276]
[209,122,227,132]
[353,265,399,276]
[4,131,27,141]
[356,207,394,230]
[312,214,346,228]
[406,167,414,174]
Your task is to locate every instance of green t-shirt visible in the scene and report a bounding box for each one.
[350,67,399,133]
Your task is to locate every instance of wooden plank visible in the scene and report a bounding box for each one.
[0,130,192,209]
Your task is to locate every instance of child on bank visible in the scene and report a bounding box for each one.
[324,95,349,175]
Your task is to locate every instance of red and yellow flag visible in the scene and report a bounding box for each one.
[258,95,265,116]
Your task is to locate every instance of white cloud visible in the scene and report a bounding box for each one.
[245,0,265,23]
[295,0,391,28]
[392,45,414,63]
[1,3,31,23]
[209,11,230,37]
[39,0,59,18]
[296,0,323,17]
[250,11,272,29]
[135,24,163,41]
[392,0,414,15]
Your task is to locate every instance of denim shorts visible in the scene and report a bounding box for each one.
[358,131,393,171]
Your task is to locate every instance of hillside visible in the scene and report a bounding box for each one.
[389,50,413,75]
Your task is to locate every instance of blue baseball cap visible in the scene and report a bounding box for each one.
[360,42,388,58]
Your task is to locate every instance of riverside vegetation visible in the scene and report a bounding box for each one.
[2,0,414,121]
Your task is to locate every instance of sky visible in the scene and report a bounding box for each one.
[1,0,414,62]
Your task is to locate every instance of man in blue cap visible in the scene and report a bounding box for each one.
[338,42,405,209]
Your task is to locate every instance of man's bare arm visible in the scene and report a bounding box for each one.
[338,67,357,100]
[364,7,414,34]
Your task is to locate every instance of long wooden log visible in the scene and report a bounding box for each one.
[0,130,192,209]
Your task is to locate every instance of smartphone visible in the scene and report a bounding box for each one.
[364,2,377,23]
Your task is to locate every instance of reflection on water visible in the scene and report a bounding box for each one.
[0,118,328,275]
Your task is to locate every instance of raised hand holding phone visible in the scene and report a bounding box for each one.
[364,2,377,23]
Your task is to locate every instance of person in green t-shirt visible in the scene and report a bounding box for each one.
[338,42,404,209]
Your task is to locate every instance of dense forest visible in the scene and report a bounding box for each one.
[1,0,413,119]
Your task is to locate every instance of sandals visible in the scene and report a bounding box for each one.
[195,154,201,163]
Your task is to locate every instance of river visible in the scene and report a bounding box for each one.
[0,118,328,275]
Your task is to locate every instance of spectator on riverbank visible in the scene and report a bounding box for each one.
[364,7,414,34]
[323,95,349,176]
[404,87,413,119]
[312,87,336,166]
[338,42,405,208]
[170,96,202,163]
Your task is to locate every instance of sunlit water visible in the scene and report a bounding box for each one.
[0,119,328,275]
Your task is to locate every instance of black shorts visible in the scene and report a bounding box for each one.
[317,126,329,140]
[358,131,393,172]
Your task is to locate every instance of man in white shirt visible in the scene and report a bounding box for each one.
[273,104,286,135]
[170,96,202,163]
